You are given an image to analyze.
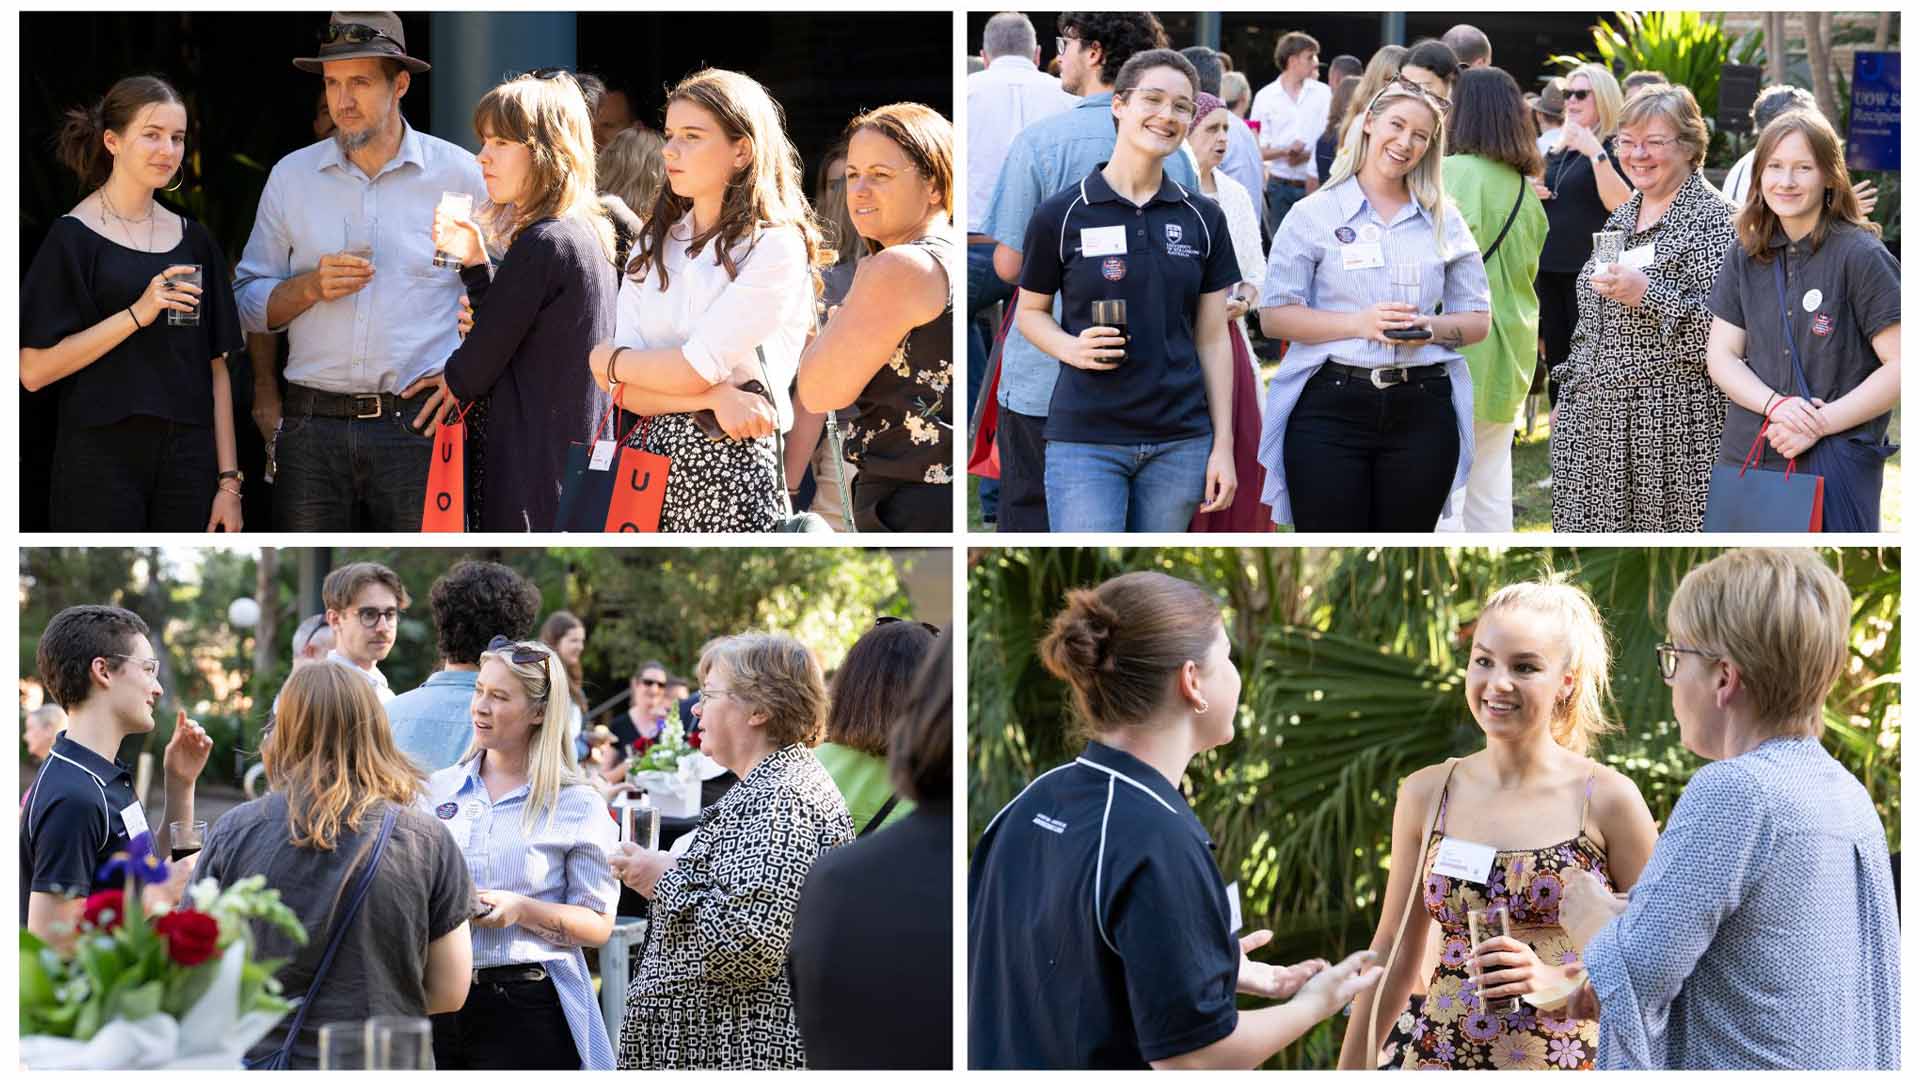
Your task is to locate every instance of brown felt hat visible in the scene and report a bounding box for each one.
[1531,77,1566,120]
[293,12,430,75]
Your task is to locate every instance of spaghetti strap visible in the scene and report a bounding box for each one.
[1434,771,1454,834]
[1579,766,1597,832]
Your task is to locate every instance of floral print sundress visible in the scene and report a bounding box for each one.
[1401,770,1608,1070]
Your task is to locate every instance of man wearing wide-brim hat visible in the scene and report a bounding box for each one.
[1531,76,1567,158]
[233,11,487,532]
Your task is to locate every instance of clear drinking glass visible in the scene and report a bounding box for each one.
[166,264,203,326]
[317,1020,367,1070]
[1467,905,1521,1014]
[343,217,375,265]
[1089,299,1128,366]
[369,1016,433,1069]
[1590,229,1625,267]
[433,192,473,268]
[168,820,206,865]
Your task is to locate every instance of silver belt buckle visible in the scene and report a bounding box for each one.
[1369,366,1407,389]
[353,394,383,420]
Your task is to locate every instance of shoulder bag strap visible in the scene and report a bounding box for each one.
[812,306,860,533]
[1772,257,1816,401]
[264,807,400,1067]
[1479,177,1529,264]
[860,793,901,837]
[1367,758,1459,1065]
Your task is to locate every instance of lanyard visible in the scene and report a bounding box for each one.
[1770,256,1816,401]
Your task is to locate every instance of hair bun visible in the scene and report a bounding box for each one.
[1040,589,1121,682]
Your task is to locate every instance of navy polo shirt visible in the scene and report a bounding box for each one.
[20,733,142,919]
[1019,166,1240,446]
[968,740,1240,1067]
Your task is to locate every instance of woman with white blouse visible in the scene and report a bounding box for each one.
[586,68,822,532]
[427,637,620,1069]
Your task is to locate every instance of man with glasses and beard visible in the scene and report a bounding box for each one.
[234,12,486,532]
[321,561,412,704]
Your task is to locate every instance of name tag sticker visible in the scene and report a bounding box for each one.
[1226,880,1243,935]
[1433,837,1498,885]
[1802,288,1824,313]
[589,440,616,472]
[1342,242,1385,271]
[119,801,151,841]
[1619,244,1657,270]
[1080,225,1128,257]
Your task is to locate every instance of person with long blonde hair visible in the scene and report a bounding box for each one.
[1337,580,1658,1069]
[195,663,473,1069]
[426,636,619,1068]
[1257,75,1490,532]
[597,125,666,265]
[584,68,825,532]
[432,71,617,531]
[1532,63,1629,407]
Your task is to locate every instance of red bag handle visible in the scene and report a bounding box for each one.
[591,386,647,446]
[1740,395,1798,480]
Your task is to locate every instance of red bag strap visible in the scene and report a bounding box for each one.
[592,386,647,446]
[1742,396,1798,480]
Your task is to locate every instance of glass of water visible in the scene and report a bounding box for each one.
[369,1016,433,1069]
[1467,905,1521,1015]
[1590,230,1625,268]
[433,192,474,269]
[343,217,375,266]
[166,264,203,327]
[317,1020,367,1070]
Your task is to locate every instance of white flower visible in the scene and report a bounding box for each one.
[924,463,950,484]
[915,364,951,393]
[904,413,938,445]
[887,345,912,377]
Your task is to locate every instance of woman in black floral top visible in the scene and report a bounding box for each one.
[797,103,955,532]
[606,633,853,1069]
[1549,86,1736,532]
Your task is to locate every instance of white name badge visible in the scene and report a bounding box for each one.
[1803,288,1824,313]
[1618,243,1657,270]
[120,801,151,841]
[1432,836,1498,885]
[1342,242,1385,271]
[1080,225,1128,257]
[588,439,616,472]
[1225,880,1244,935]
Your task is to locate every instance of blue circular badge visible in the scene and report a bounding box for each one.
[1101,256,1127,281]
[435,801,458,820]
[1334,226,1356,244]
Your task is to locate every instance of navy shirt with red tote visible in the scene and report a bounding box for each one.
[968,740,1241,1067]
[20,733,144,919]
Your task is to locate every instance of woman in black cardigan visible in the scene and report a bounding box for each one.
[434,72,617,530]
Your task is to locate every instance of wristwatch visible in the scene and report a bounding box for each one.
[218,469,244,483]
[1590,148,1609,164]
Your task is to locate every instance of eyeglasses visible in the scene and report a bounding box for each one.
[876,615,942,636]
[1565,88,1594,102]
[637,677,668,688]
[1122,88,1198,123]
[1655,642,1720,680]
[106,654,161,678]
[487,635,553,667]
[527,67,572,82]
[321,22,401,48]
[349,607,401,628]
[1055,35,1076,55]
[1616,135,1680,156]
[1371,75,1451,115]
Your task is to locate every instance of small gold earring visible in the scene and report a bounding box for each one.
[1193,700,1210,716]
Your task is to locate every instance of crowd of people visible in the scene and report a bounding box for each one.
[23,12,956,533]
[967,13,1900,533]
[969,549,1899,1068]
[21,558,953,1069]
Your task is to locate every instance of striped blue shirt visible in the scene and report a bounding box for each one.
[1255,176,1491,526]
[428,755,621,1069]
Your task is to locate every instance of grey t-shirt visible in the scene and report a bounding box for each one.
[196,794,472,1069]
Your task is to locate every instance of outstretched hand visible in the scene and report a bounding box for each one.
[162,708,212,787]
[1295,949,1383,1022]
[1236,929,1330,999]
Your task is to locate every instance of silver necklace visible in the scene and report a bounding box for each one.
[99,187,157,252]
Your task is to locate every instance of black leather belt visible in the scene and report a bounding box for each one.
[1271,178,1307,188]
[285,383,416,421]
[474,962,547,985]
[1320,361,1449,389]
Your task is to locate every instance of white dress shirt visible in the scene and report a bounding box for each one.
[1250,76,1332,183]
[966,55,1076,230]
[612,214,812,430]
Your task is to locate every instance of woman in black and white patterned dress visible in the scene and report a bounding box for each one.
[606,634,853,1069]
[587,69,823,533]
[1549,85,1736,532]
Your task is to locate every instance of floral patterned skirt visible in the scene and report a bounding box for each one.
[624,411,783,533]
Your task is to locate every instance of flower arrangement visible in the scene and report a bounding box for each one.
[19,832,308,1069]
[627,712,700,776]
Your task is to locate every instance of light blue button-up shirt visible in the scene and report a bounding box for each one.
[981,92,1199,416]
[427,756,621,1068]
[386,668,476,774]
[1254,176,1491,526]
[233,123,487,395]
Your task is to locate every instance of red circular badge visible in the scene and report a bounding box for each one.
[1810,313,1836,337]
[1101,256,1127,281]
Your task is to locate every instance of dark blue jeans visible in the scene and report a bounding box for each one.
[51,415,216,531]
[967,241,1012,522]
[1264,177,1309,237]
[271,394,434,532]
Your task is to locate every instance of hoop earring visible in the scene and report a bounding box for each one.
[164,170,184,194]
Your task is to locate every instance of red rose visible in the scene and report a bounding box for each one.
[79,890,125,931]
[686,730,702,749]
[154,910,220,966]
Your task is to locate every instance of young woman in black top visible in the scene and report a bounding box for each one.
[434,72,617,531]
[796,103,956,532]
[21,76,244,531]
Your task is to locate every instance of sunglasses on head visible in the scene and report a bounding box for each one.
[321,22,400,48]
[876,615,942,636]
[487,635,553,666]
[1373,74,1451,114]
[527,67,573,82]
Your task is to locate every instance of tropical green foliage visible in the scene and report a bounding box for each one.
[1547,11,1765,121]
[968,546,1900,1068]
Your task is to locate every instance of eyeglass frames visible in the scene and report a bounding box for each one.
[347,607,401,629]
[1654,642,1720,680]
[487,635,554,667]
[1370,74,1452,115]
[106,654,161,677]
[1565,88,1595,102]
[322,22,402,48]
[875,615,942,636]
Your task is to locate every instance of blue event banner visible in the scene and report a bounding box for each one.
[1846,50,1899,173]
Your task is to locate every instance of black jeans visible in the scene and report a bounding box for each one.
[1282,366,1461,532]
[51,415,217,531]
[1536,270,1580,407]
[430,969,579,1070]
[994,408,1050,532]
[272,390,434,532]
[852,474,950,532]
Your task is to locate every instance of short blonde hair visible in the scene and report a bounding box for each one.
[1563,63,1624,137]
[699,633,828,747]
[1478,580,1616,756]
[1666,549,1850,738]
[1618,82,1709,169]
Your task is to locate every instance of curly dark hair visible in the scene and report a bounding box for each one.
[37,605,151,710]
[428,561,542,666]
[1057,12,1170,87]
